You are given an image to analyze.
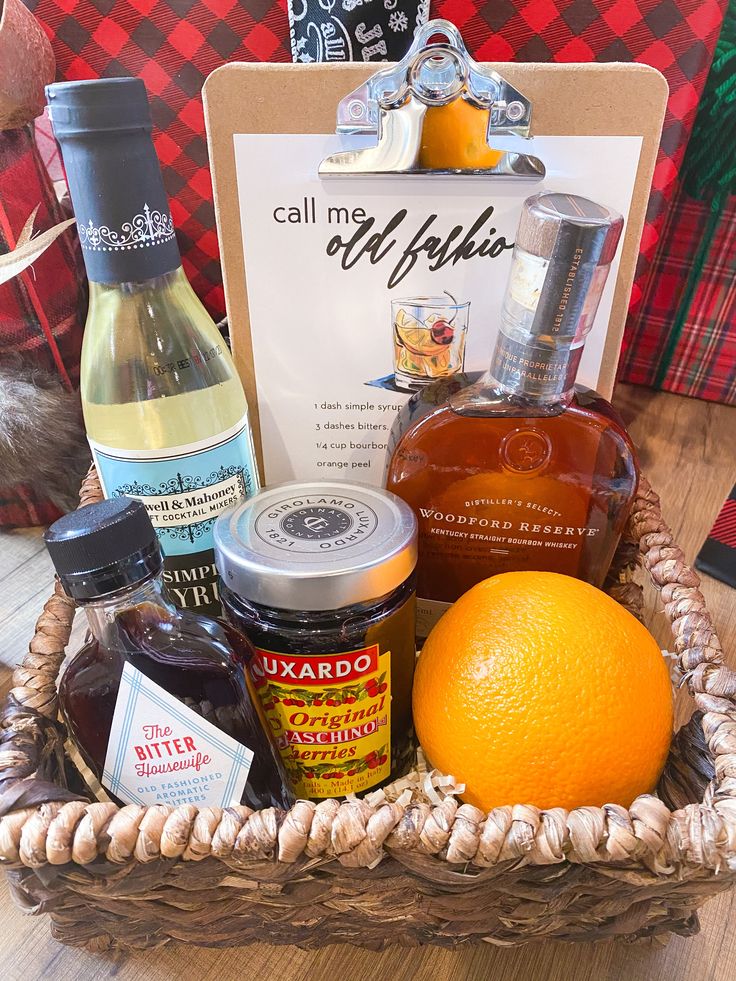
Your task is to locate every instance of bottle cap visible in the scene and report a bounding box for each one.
[214,481,417,612]
[45,78,152,137]
[45,78,181,284]
[44,498,162,601]
[516,192,623,267]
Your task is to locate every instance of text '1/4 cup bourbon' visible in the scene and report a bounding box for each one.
[386,192,638,640]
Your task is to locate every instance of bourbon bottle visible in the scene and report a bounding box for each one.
[45,497,294,811]
[385,192,638,639]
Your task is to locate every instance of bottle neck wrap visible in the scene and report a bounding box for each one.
[54,126,181,284]
[489,332,583,403]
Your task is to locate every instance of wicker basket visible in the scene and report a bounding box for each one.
[0,467,734,951]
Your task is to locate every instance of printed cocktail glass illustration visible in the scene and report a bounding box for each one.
[392,297,470,391]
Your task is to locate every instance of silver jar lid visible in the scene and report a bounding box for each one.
[214,481,418,612]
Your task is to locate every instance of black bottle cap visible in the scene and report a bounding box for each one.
[44,498,162,601]
[45,78,181,284]
[44,77,153,137]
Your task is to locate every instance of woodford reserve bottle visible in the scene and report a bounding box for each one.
[386,192,638,639]
[46,79,258,617]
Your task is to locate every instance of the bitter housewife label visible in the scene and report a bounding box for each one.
[251,644,391,799]
[89,416,257,615]
[103,662,254,807]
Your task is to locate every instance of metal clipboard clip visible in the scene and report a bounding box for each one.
[319,19,545,180]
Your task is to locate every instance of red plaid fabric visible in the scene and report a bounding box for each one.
[27,0,292,318]
[620,178,736,402]
[0,127,85,385]
[0,124,87,527]
[696,482,736,586]
[0,483,61,529]
[34,112,64,183]
[711,496,736,547]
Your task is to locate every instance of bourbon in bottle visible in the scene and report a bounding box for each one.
[385,193,638,639]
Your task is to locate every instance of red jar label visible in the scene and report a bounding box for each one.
[250,644,391,799]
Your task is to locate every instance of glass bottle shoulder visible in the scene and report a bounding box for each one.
[81,268,248,447]
[387,373,638,479]
[81,267,242,406]
[390,373,630,437]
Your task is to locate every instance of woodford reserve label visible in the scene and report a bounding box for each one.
[250,644,391,799]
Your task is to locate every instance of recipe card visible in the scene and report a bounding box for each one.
[234,133,642,485]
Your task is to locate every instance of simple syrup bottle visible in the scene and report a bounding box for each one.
[386,193,638,639]
[46,78,259,617]
[45,497,294,811]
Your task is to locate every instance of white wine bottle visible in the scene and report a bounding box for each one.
[47,77,259,616]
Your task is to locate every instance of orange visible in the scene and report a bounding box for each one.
[419,97,504,171]
[413,572,673,811]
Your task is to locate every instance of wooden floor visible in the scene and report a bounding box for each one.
[1,384,735,981]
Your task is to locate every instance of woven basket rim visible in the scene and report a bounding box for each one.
[1,466,734,878]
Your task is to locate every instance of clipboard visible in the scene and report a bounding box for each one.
[203,20,667,480]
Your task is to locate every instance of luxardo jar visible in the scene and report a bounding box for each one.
[214,481,417,800]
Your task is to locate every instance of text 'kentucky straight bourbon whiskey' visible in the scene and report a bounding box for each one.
[386,193,638,638]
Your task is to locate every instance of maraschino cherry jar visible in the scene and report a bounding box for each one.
[45,497,294,811]
[214,481,417,801]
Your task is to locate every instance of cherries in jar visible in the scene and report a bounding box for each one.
[214,481,418,801]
